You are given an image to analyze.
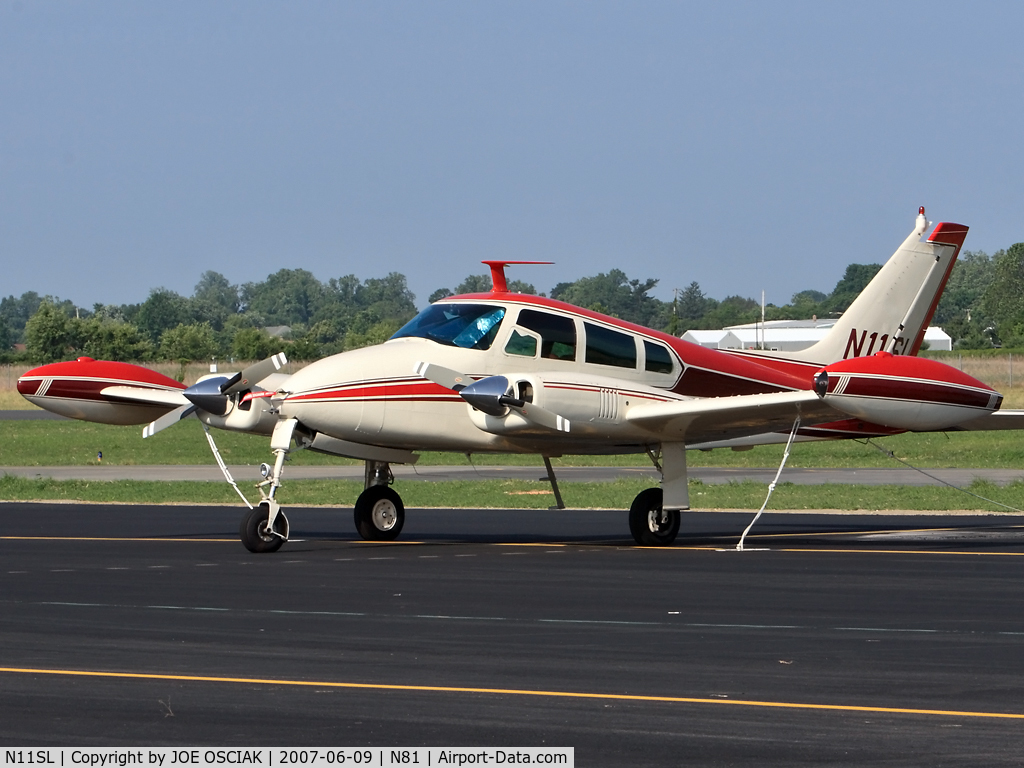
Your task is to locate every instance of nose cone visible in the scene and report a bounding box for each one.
[17,370,42,398]
[18,357,93,397]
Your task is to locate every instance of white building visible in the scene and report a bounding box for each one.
[680,330,741,349]
[682,319,952,352]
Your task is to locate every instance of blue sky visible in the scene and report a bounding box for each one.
[2,1,1021,310]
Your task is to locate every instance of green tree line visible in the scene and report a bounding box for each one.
[1,244,1021,365]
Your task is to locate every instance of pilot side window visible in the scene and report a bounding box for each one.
[504,329,539,357]
[644,340,675,374]
[584,322,637,369]
[516,309,577,361]
[390,304,506,350]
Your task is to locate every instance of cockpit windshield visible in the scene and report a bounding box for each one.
[391,303,506,350]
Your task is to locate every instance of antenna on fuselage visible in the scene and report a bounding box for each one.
[481,261,553,292]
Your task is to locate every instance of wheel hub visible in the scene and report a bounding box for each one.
[647,508,668,533]
[372,499,398,531]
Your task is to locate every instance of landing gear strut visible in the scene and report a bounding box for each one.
[240,418,297,553]
[354,460,405,541]
[630,442,686,546]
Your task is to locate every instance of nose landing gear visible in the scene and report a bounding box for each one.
[239,418,297,553]
[241,501,290,553]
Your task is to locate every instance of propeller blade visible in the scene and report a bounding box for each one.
[505,401,571,433]
[222,352,288,396]
[414,361,470,392]
[142,404,197,438]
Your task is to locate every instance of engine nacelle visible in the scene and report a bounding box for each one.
[465,371,670,438]
[814,352,1001,431]
[199,390,282,435]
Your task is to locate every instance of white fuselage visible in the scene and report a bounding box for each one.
[279,298,689,455]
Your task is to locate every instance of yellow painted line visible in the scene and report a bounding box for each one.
[779,547,1024,557]
[745,521,1024,539]
[0,666,1020,720]
[748,525,964,539]
[0,536,235,542]
[630,544,1024,556]
[3,537,1022,556]
[494,542,567,547]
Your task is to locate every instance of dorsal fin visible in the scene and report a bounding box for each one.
[481,261,553,292]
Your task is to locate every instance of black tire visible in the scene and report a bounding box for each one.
[628,488,680,546]
[354,485,405,541]
[240,502,288,553]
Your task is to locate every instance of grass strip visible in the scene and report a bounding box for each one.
[4,419,1024,469]
[2,475,1023,512]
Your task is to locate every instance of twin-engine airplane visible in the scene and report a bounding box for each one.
[18,209,1021,552]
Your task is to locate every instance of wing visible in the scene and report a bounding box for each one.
[625,390,838,444]
[946,409,1024,432]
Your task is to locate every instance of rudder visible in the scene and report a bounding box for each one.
[783,209,968,365]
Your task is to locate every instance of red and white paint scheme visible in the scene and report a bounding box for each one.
[18,210,1022,552]
[18,358,186,425]
[815,352,1002,431]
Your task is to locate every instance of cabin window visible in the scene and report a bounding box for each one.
[391,304,506,350]
[644,340,674,374]
[504,329,539,357]
[517,309,577,361]
[584,322,637,369]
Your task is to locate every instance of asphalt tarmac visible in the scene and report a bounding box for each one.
[2,502,1024,764]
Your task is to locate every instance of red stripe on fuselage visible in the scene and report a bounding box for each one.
[288,379,459,403]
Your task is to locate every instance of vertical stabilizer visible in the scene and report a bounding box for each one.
[781,210,968,364]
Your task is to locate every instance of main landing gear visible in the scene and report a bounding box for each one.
[628,443,687,547]
[354,460,405,541]
[628,488,680,547]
